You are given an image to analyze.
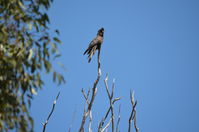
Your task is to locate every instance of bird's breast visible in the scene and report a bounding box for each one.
[96,36,103,43]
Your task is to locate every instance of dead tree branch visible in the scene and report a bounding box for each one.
[81,88,93,132]
[101,118,112,132]
[128,90,139,132]
[79,49,101,132]
[116,104,121,132]
[42,92,60,132]
[104,75,115,132]
[98,75,121,132]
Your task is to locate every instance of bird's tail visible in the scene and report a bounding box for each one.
[87,46,97,63]
[83,49,88,55]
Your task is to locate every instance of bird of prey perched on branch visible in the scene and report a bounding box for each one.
[84,28,104,63]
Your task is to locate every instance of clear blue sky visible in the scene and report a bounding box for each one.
[31,0,199,131]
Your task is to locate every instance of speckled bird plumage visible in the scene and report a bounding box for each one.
[84,28,104,63]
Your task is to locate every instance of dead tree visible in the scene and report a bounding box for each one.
[79,48,101,132]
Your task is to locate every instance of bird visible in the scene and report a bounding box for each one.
[83,28,104,63]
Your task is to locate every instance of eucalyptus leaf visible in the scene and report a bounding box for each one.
[0,0,65,131]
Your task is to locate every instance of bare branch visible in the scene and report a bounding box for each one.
[128,90,139,132]
[113,97,122,103]
[101,118,112,132]
[81,88,93,132]
[116,104,121,132]
[81,88,90,104]
[88,111,93,132]
[79,49,101,132]
[104,75,115,132]
[98,75,121,132]
[133,103,139,132]
[42,92,60,132]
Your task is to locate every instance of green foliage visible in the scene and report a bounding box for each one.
[0,0,65,131]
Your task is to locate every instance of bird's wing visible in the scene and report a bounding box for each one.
[89,37,99,47]
[83,37,98,55]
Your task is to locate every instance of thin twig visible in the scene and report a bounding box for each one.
[104,75,115,132]
[128,90,139,132]
[81,88,93,132]
[99,97,121,129]
[88,111,93,132]
[133,105,138,132]
[81,88,90,104]
[42,92,60,132]
[79,49,101,132]
[116,104,121,132]
[101,118,112,132]
[98,76,121,132]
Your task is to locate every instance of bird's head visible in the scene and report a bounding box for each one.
[97,27,104,36]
